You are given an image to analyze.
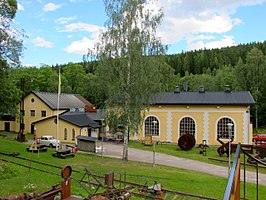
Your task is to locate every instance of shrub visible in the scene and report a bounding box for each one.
[0,162,18,179]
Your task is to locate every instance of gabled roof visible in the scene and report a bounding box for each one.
[31,91,93,110]
[33,110,104,128]
[152,91,255,105]
[59,110,104,128]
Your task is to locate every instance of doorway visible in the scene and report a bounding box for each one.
[4,122,10,132]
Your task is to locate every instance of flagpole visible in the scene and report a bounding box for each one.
[56,67,61,150]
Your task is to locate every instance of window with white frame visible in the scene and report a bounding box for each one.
[217,118,235,140]
[179,117,195,137]
[144,116,159,136]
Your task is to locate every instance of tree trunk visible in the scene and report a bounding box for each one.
[122,126,129,161]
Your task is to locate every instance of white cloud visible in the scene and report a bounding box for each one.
[59,22,102,55]
[55,16,77,24]
[64,37,95,55]
[17,3,24,11]
[156,0,266,50]
[32,37,53,48]
[69,0,92,2]
[43,3,62,12]
[62,22,101,34]
[187,35,237,51]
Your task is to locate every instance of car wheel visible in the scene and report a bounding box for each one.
[49,143,53,148]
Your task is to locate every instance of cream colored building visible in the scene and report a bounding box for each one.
[0,91,104,144]
[135,86,255,145]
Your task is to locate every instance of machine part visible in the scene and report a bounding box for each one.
[178,134,196,151]
[61,166,72,179]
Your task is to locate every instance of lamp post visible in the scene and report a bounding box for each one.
[227,123,233,176]
[152,120,157,167]
[101,119,105,158]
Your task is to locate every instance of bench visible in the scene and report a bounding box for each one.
[52,148,75,159]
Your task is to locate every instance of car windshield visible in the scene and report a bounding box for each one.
[48,136,54,140]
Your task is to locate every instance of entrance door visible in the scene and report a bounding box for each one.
[31,124,35,134]
[88,128,91,137]
[4,122,10,132]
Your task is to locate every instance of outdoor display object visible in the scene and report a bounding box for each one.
[178,134,196,151]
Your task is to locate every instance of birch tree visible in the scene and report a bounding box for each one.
[90,0,173,160]
[0,0,24,64]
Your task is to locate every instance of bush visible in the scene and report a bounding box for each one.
[0,162,18,179]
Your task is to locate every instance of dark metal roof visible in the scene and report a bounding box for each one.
[76,135,98,141]
[32,91,93,110]
[152,91,255,105]
[59,111,101,128]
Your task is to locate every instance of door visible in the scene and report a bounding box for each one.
[31,124,35,134]
[4,122,10,132]
[88,128,91,137]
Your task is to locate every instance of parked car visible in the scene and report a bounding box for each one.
[39,135,60,148]
[252,134,266,144]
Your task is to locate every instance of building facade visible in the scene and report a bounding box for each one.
[136,87,255,145]
[0,91,104,144]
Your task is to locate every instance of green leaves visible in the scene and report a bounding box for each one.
[0,0,25,64]
[89,0,173,159]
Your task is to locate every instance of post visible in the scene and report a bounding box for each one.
[227,123,233,176]
[101,134,104,158]
[101,119,105,158]
[56,67,61,151]
[152,120,157,167]
[153,140,156,167]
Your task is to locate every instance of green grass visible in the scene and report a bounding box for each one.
[0,132,265,199]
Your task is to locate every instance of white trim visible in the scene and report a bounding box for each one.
[243,110,250,143]
[203,111,209,143]
[146,108,248,144]
[143,115,160,137]
[215,116,236,141]
[166,111,172,141]
[177,115,197,139]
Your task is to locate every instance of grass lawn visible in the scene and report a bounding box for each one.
[0,132,265,199]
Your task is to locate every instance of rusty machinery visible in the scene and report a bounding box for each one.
[178,134,196,151]
[0,152,217,200]
[1,166,72,200]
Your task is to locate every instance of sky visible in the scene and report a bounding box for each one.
[14,0,266,67]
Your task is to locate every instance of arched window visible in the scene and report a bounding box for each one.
[217,118,235,140]
[144,116,159,136]
[179,117,195,137]
[72,129,75,141]
[64,128,67,140]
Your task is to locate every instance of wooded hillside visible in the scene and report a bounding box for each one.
[1,41,266,128]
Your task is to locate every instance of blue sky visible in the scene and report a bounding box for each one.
[14,0,266,67]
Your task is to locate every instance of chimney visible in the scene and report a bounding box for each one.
[184,81,188,92]
[225,85,231,93]
[174,85,180,93]
[85,105,96,112]
[199,85,205,93]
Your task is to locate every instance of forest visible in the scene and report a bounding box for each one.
[1,41,266,128]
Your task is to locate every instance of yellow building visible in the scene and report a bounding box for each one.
[0,91,104,144]
[135,86,255,145]
[34,110,104,144]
